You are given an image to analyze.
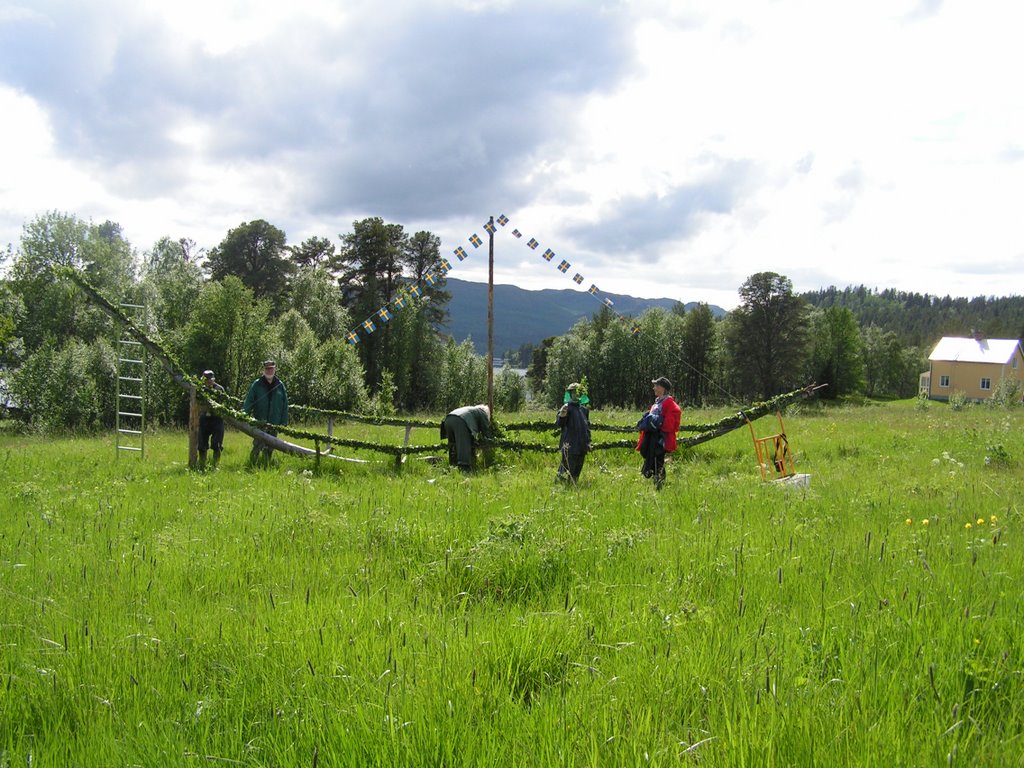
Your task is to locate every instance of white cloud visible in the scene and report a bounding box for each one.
[1,0,1023,310]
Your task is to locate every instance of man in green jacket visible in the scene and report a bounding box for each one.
[242,360,289,466]
[440,404,490,472]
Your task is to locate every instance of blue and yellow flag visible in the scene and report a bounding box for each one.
[469,234,483,248]
[541,248,555,262]
[363,319,376,334]
[603,297,614,307]
[425,273,437,286]
[394,295,407,310]
[588,284,599,295]
[483,221,496,234]
[377,308,392,323]
[497,214,509,226]
[527,238,539,250]
[557,259,570,273]
[572,273,584,284]
[512,229,523,239]
[438,258,452,273]
[454,246,467,261]
[632,324,641,336]
[346,330,359,345]
[409,285,422,299]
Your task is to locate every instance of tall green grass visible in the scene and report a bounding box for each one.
[1,401,1022,766]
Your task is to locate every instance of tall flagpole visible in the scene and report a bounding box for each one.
[487,215,494,415]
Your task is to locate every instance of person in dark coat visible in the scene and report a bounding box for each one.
[440,404,490,472]
[556,382,591,483]
[198,369,226,471]
[242,360,289,466]
[636,376,682,490]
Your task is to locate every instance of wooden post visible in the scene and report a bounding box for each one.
[487,215,494,417]
[188,384,199,469]
[326,415,334,453]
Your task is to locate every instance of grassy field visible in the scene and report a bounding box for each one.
[1,400,1022,766]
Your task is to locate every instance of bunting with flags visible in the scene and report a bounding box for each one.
[342,211,641,347]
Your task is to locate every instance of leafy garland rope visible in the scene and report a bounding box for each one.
[64,267,820,460]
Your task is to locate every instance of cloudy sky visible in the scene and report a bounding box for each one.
[1,0,1021,309]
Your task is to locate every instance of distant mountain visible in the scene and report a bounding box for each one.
[439,278,726,355]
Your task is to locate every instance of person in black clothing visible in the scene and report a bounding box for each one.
[556,382,591,483]
[198,369,226,471]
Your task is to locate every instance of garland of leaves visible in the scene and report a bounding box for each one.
[64,266,821,461]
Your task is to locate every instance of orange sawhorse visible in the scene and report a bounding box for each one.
[745,411,795,480]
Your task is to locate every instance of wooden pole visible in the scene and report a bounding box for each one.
[487,215,494,416]
[188,384,199,469]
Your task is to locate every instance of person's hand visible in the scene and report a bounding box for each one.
[558,404,568,417]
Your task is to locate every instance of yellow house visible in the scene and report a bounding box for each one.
[923,333,1024,402]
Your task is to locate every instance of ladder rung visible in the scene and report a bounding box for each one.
[118,429,143,435]
[120,303,145,309]
[119,394,142,400]
[118,412,143,418]
[119,376,143,383]
[120,358,144,365]
[117,446,143,452]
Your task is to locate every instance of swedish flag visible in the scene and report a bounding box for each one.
[363,319,376,334]
[542,248,555,262]
[632,324,641,336]
[346,330,359,345]
[469,234,483,248]
[588,284,599,295]
[512,229,523,239]
[394,295,407,310]
[483,221,496,234]
[527,238,539,250]
[603,297,614,307]
[557,260,570,273]
[425,273,437,285]
[497,214,509,226]
[438,258,452,273]
[454,246,467,261]
[572,273,584,285]
[377,308,392,323]
[409,285,422,299]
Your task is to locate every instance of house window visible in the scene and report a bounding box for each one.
[980,378,992,391]
[1014,358,1019,370]
[939,375,950,388]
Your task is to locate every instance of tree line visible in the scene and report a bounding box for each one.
[2,211,1019,432]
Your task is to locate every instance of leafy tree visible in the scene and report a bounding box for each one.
[288,266,350,342]
[332,217,407,389]
[494,364,527,412]
[206,220,293,309]
[140,236,205,332]
[180,277,273,395]
[679,303,719,405]
[10,212,131,351]
[724,272,810,398]
[289,236,335,269]
[402,231,449,327]
[806,306,864,399]
[436,337,487,413]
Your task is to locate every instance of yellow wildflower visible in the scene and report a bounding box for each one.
[990,515,998,524]
[905,518,913,526]
[965,522,972,529]
[977,518,985,525]
[921,519,930,526]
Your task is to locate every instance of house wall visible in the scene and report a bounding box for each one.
[928,349,1024,401]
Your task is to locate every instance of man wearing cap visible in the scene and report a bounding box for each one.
[198,369,226,470]
[440,404,491,472]
[242,360,289,466]
[556,381,591,483]
[636,376,682,490]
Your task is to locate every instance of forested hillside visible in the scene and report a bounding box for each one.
[802,286,1024,347]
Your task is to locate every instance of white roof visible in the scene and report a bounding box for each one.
[928,337,1021,364]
